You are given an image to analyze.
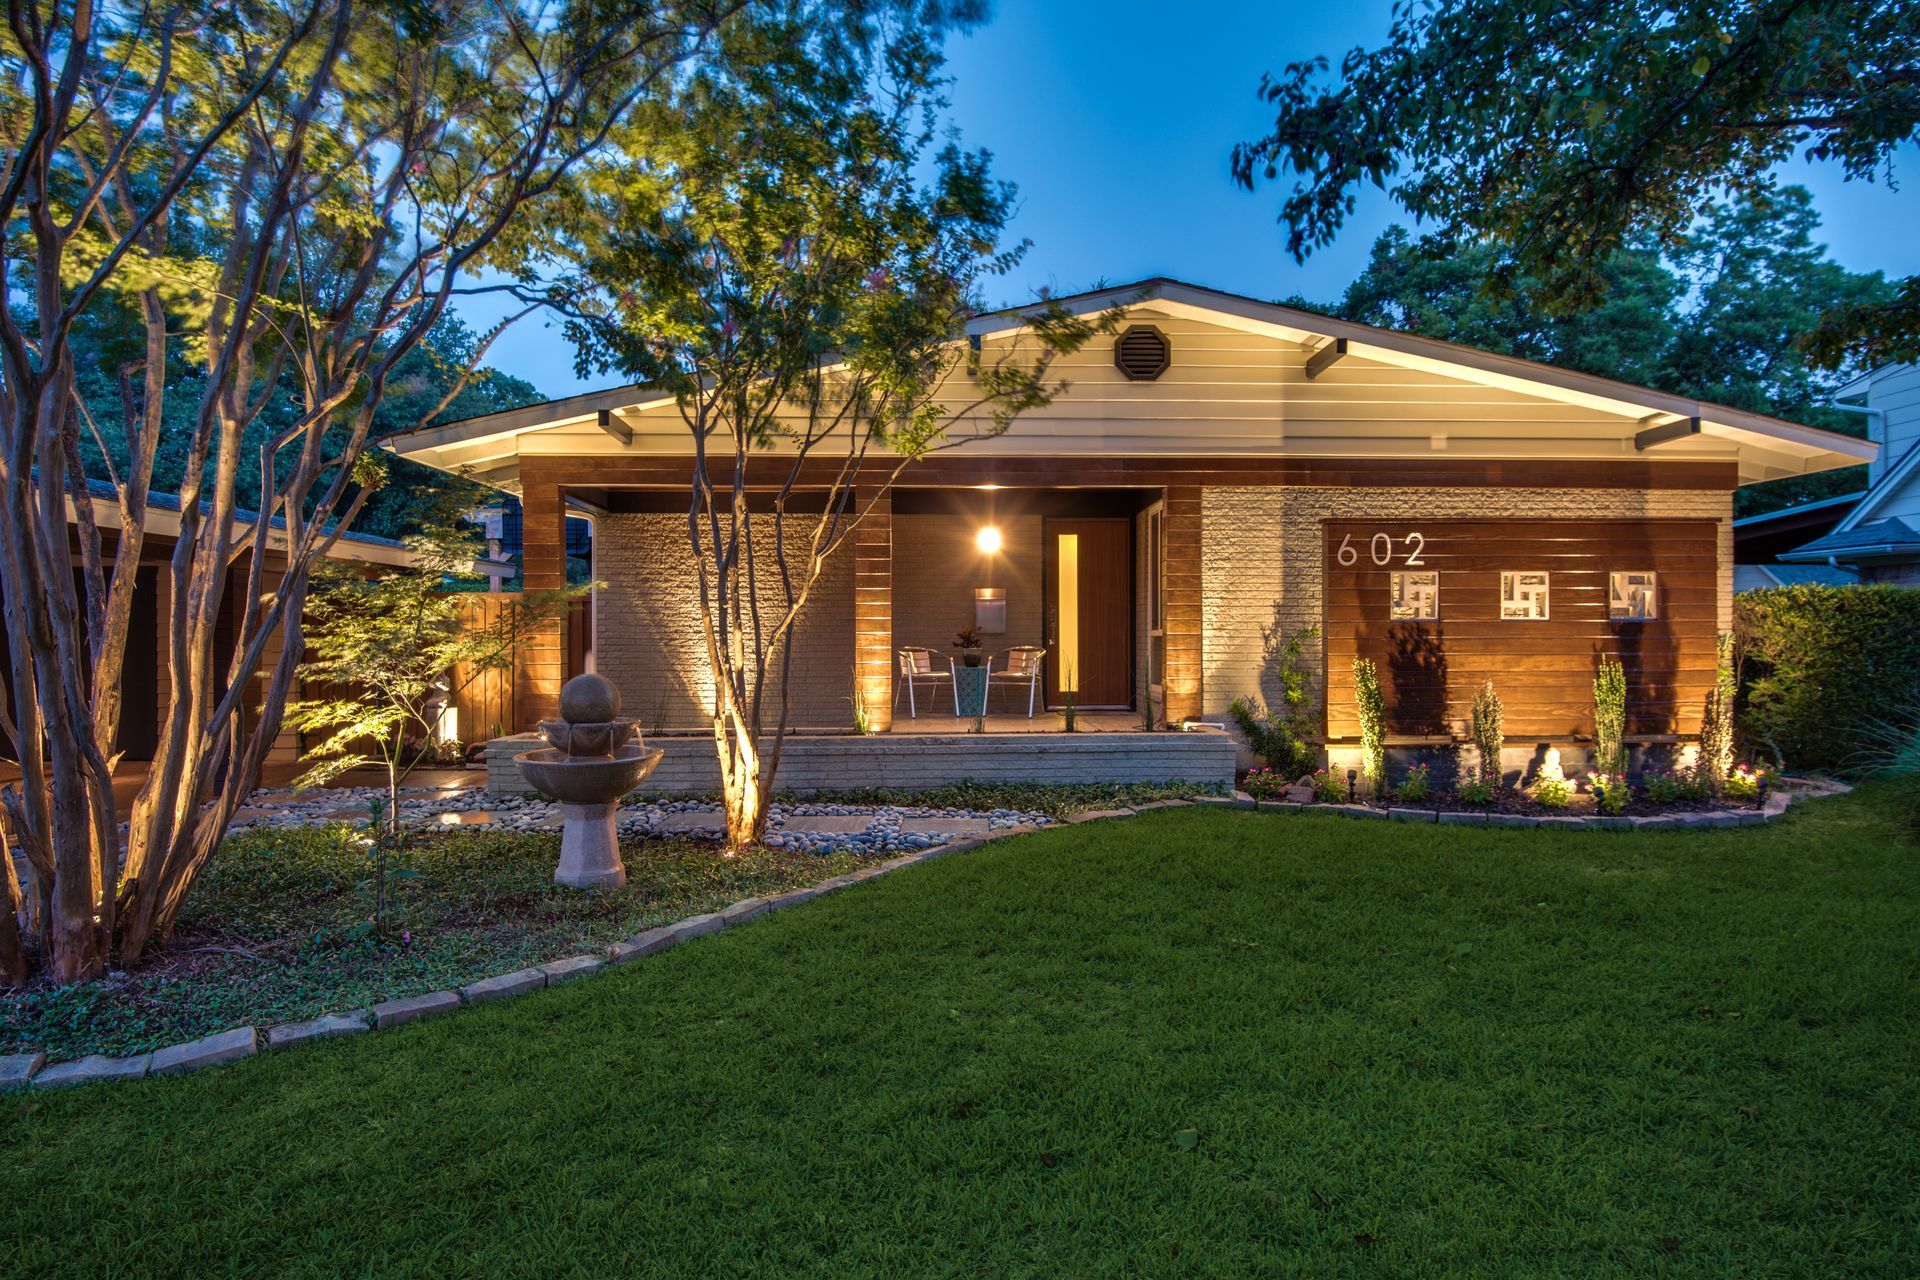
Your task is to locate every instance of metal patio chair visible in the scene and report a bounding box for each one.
[894,646,951,719]
[989,645,1047,718]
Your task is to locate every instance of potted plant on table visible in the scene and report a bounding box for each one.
[953,626,986,667]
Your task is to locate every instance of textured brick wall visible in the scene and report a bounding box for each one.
[595,513,854,731]
[1201,484,1733,724]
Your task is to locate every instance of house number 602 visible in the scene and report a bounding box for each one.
[1336,531,1427,567]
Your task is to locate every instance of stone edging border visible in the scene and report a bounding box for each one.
[1,782,1837,1092]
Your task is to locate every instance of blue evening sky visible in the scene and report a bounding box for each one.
[470,0,1920,399]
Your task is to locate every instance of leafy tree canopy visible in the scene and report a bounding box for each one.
[1315,188,1884,515]
[1232,0,1920,368]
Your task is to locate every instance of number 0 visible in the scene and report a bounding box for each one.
[1370,533,1392,565]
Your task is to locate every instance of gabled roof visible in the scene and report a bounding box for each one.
[1780,516,1920,564]
[1731,492,1863,530]
[387,277,1877,490]
[1734,562,1861,590]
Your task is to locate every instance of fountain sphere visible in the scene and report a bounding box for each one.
[514,673,662,889]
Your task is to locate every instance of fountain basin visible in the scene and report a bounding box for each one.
[514,742,661,805]
[534,718,638,758]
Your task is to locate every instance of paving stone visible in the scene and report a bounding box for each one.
[877,855,920,872]
[1231,790,1257,809]
[1485,813,1539,828]
[899,816,990,835]
[763,886,823,912]
[1437,811,1488,826]
[372,990,461,1029]
[1535,816,1586,829]
[719,897,771,924]
[650,813,726,833]
[991,824,1040,839]
[0,1052,46,1089]
[1762,792,1792,818]
[607,925,679,964]
[267,1011,370,1050]
[1733,811,1765,827]
[671,912,726,940]
[1588,817,1633,831]
[33,1053,152,1089]
[1191,795,1235,807]
[1388,807,1438,823]
[1263,801,1303,813]
[1067,808,1132,823]
[779,815,876,834]
[152,1026,258,1076]
[1628,815,1679,830]
[1329,804,1386,820]
[921,838,983,859]
[1706,811,1743,829]
[810,876,857,893]
[1132,799,1191,811]
[461,968,547,1004]
[539,955,603,984]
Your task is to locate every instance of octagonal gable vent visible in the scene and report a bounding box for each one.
[1113,324,1171,381]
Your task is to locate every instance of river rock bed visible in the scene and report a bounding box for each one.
[231,785,1052,854]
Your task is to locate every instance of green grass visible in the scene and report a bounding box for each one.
[5,789,1917,1277]
[3,827,870,1059]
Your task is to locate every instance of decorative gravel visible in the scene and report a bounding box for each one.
[232,785,1052,855]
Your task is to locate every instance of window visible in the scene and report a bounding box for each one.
[1390,571,1440,620]
[1609,571,1658,620]
[1500,571,1550,620]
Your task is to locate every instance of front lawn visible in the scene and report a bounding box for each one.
[6,789,1916,1277]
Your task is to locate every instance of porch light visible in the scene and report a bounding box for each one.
[975,525,1002,554]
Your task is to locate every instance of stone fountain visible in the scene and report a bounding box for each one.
[515,674,662,889]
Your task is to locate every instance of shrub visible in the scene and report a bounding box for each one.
[1640,768,1704,805]
[1723,762,1767,803]
[1532,748,1571,808]
[1738,585,1920,770]
[1393,763,1432,804]
[1353,657,1386,798]
[1593,657,1627,777]
[1227,626,1320,776]
[1309,769,1348,803]
[1470,680,1504,784]
[1242,766,1288,800]
[1591,771,1630,816]
[1700,631,1738,793]
[1453,774,1497,806]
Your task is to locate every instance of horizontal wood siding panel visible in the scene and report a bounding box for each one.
[1323,518,1720,742]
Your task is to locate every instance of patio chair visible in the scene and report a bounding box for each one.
[893,646,951,719]
[989,645,1046,718]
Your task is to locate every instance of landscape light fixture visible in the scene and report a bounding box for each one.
[1347,768,1358,804]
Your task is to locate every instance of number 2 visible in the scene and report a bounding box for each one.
[1403,532,1426,565]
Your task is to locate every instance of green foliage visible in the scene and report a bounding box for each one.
[1532,775,1571,809]
[1591,772,1631,817]
[1234,0,1919,367]
[8,792,1917,1276]
[1642,769,1708,805]
[1452,774,1496,807]
[1308,769,1348,803]
[1352,657,1386,797]
[1699,632,1739,792]
[286,502,580,826]
[1738,585,1920,771]
[1592,657,1628,777]
[1723,764,1768,805]
[1392,763,1431,804]
[1470,679,1504,784]
[1227,625,1320,777]
[1241,767,1288,800]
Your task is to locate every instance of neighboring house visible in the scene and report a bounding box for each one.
[1732,494,1862,591]
[1777,362,1920,584]
[1,480,414,770]
[386,279,1871,785]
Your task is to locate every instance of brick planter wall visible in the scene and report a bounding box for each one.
[487,729,1237,796]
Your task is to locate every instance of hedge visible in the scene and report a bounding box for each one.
[1736,584,1920,771]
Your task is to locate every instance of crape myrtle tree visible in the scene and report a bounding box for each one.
[1231,0,1920,368]
[0,0,743,986]
[566,3,1105,851]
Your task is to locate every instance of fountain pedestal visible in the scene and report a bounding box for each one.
[513,674,661,891]
[553,801,627,889]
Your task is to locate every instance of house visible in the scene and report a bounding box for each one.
[1731,494,1861,590]
[386,280,1872,791]
[1774,363,1920,585]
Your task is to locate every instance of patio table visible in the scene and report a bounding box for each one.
[950,659,990,718]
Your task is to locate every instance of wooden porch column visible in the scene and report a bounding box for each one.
[1162,484,1204,725]
[851,486,894,732]
[516,468,567,732]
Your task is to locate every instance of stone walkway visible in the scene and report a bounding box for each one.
[230,784,1051,855]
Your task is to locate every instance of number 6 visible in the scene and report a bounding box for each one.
[1337,534,1358,566]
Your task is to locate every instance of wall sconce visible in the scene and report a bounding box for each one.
[975,525,1002,554]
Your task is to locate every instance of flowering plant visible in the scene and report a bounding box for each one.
[1393,763,1432,803]
[1242,766,1288,799]
[1309,768,1348,803]
[1591,771,1631,816]
[1723,762,1768,803]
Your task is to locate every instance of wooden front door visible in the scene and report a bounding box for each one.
[1043,517,1132,708]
